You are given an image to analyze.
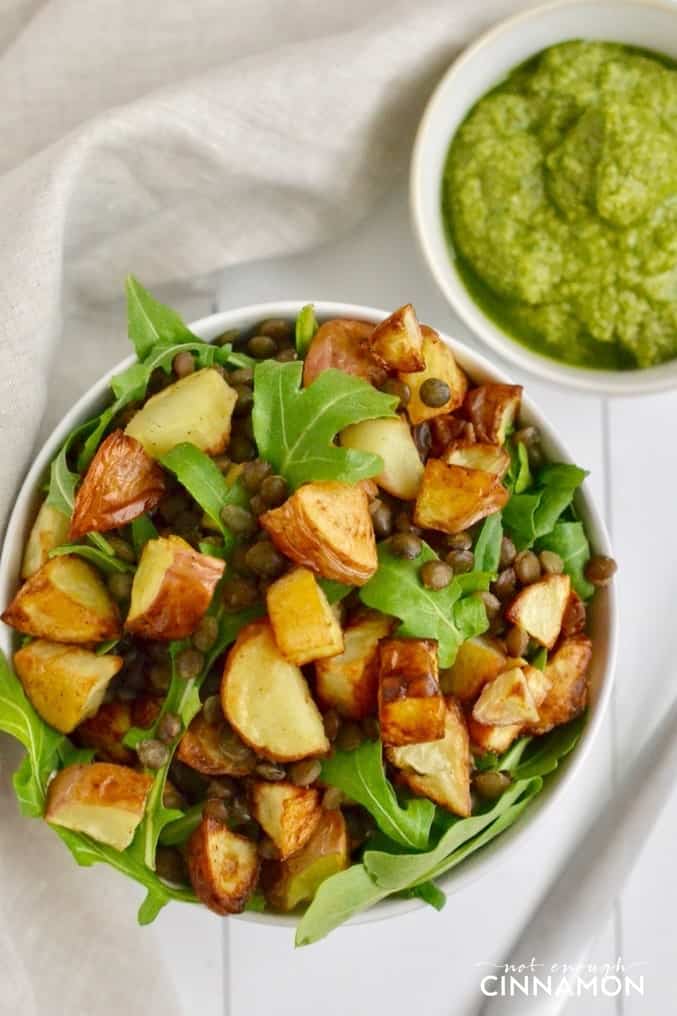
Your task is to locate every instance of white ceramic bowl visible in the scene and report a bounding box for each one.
[411,0,677,396]
[0,301,617,928]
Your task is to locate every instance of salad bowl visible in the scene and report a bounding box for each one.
[0,296,617,936]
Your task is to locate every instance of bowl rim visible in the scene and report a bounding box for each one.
[410,0,677,396]
[0,299,617,930]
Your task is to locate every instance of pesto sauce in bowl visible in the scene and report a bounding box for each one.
[443,41,677,370]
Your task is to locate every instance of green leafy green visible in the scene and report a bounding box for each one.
[473,512,503,574]
[45,421,97,516]
[505,439,532,494]
[536,521,595,599]
[473,736,532,773]
[321,740,434,850]
[48,544,134,574]
[295,304,318,357]
[359,540,489,667]
[511,715,585,780]
[252,360,397,489]
[318,579,353,604]
[400,880,446,911]
[126,275,197,359]
[159,803,203,847]
[503,462,588,549]
[130,514,158,557]
[95,639,120,656]
[295,864,391,946]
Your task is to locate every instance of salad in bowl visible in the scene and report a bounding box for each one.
[0,280,616,944]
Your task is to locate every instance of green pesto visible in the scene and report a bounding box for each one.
[443,42,677,370]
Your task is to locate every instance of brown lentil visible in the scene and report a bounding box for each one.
[381,378,411,409]
[228,796,252,826]
[446,548,474,573]
[107,572,133,602]
[220,727,257,774]
[157,712,181,743]
[477,590,501,620]
[257,318,292,344]
[474,771,512,800]
[222,575,259,611]
[203,695,223,726]
[220,504,256,536]
[173,350,195,378]
[206,777,236,800]
[257,837,280,860]
[137,739,170,770]
[539,550,564,575]
[499,535,517,569]
[412,421,432,460]
[275,347,298,362]
[203,798,230,823]
[391,532,423,559]
[336,722,363,752]
[420,560,454,590]
[370,501,393,540]
[322,710,341,742]
[419,377,451,408]
[394,510,418,534]
[249,494,266,516]
[107,536,136,562]
[260,474,288,507]
[255,761,287,781]
[229,435,256,463]
[229,367,254,385]
[244,541,286,578]
[214,328,240,347]
[233,385,254,416]
[149,663,171,691]
[322,787,345,810]
[514,550,541,585]
[155,846,188,884]
[242,459,272,492]
[288,759,322,786]
[492,566,517,602]
[193,614,219,653]
[162,781,186,810]
[505,624,529,658]
[213,454,232,473]
[176,648,204,680]
[247,334,277,359]
[447,531,473,551]
[584,555,618,587]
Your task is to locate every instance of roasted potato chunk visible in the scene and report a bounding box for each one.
[21,501,70,579]
[187,816,259,915]
[261,482,377,586]
[249,781,322,860]
[462,384,522,444]
[315,610,392,719]
[126,536,225,640]
[69,430,165,540]
[443,441,510,478]
[388,698,471,817]
[340,416,423,501]
[13,639,123,734]
[302,318,386,388]
[369,304,424,372]
[561,589,587,638]
[266,567,344,666]
[414,459,508,535]
[399,326,468,424]
[221,621,329,762]
[440,636,506,702]
[472,667,540,726]
[74,700,135,764]
[125,368,237,459]
[263,809,349,912]
[468,716,523,755]
[506,574,571,649]
[176,710,255,777]
[378,637,445,746]
[45,762,152,850]
[2,555,121,643]
[528,636,592,735]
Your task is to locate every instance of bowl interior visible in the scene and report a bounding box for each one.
[0,301,616,929]
[411,0,677,395]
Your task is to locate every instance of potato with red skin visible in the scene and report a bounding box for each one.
[45,762,153,850]
[1,555,121,643]
[462,384,522,444]
[428,414,471,456]
[378,637,445,746]
[187,816,260,915]
[125,536,225,640]
[261,482,377,587]
[369,304,425,372]
[177,710,254,777]
[69,430,165,540]
[302,319,387,387]
[315,610,393,719]
[414,459,508,535]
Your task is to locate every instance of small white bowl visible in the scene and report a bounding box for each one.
[0,301,616,929]
[411,0,677,396]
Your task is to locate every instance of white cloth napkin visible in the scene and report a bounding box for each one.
[0,1,536,1012]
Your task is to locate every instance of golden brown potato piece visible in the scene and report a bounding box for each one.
[378,637,445,746]
[125,368,237,459]
[340,416,423,501]
[13,640,123,734]
[388,698,471,817]
[528,636,592,735]
[125,536,225,640]
[443,441,511,478]
[266,568,344,666]
[45,762,152,850]
[468,716,523,755]
[249,781,322,860]
[506,574,571,649]
[302,318,387,388]
[440,636,506,702]
[187,816,259,915]
[523,664,552,711]
[414,459,508,535]
[315,610,392,719]
[221,621,329,762]
[69,430,165,540]
[176,710,255,777]
[369,304,425,373]
[462,384,522,444]
[399,326,468,425]
[472,667,540,726]
[263,809,349,912]
[429,414,471,456]
[2,556,121,643]
[561,589,587,638]
[261,482,377,587]
[21,501,70,579]
[74,700,135,765]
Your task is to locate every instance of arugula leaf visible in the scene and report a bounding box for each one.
[126,275,197,359]
[473,736,532,773]
[503,462,588,549]
[45,420,98,517]
[536,521,595,599]
[359,540,489,667]
[159,443,248,550]
[505,440,532,494]
[130,514,158,557]
[473,512,503,574]
[48,544,135,574]
[318,579,353,604]
[321,740,434,850]
[511,714,585,780]
[399,880,446,911]
[295,304,318,357]
[95,638,120,656]
[295,864,391,946]
[159,803,203,847]
[252,361,397,489]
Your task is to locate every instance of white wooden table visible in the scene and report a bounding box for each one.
[140,178,672,1015]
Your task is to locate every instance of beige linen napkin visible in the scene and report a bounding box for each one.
[0,1,534,1012]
